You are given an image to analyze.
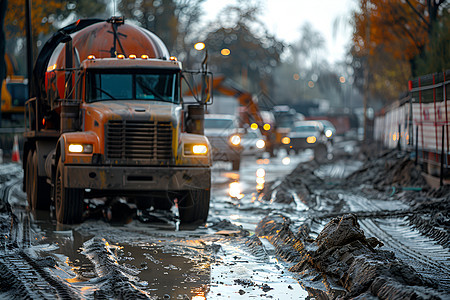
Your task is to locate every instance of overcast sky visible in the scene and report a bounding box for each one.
[202,0,357,64]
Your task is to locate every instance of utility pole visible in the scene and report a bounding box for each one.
[25,0,32,97]
[0,0,7,126]
[363,0,370,142]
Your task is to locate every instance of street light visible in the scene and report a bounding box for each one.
[194,42,205,51]
[220,48,231,56]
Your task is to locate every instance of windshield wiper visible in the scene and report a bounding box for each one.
[136,77,167,102]
[95,87,117,100]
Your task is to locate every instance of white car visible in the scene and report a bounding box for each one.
[241,129,266,157]
[204,114,243,170]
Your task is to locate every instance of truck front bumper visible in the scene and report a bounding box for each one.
[63,165,211,190]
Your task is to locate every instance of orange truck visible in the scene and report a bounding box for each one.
[23,17,212,224]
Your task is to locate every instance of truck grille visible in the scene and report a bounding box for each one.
[105,120,173,162]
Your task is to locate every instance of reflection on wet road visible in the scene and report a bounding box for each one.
[210,150,311,231]
[2,149,311,299]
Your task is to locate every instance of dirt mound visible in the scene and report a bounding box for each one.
[256,214,445,299]
[261,161,323,206]
[346,150,428,190]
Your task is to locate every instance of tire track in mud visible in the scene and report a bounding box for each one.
[0,170,82,299]
[335,193,450,291]
[81,237,153,299]
[359,218,450,291]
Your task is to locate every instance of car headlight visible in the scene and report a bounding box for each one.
[230,135,241,146]
[68,144,93,153]
[306,136,316,144]
[256,139,265,149]
[325,129,333,138]
[281,137,290,144]
[184,144,208,155]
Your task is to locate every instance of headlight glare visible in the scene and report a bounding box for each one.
[68,143,93,153]
[325,129,333,138]
[281,137,290,144]
[230,135,241,146]
[193,144,208,154]
[184,144,208,155]
[306,136,316,144]
[256,139,265,149]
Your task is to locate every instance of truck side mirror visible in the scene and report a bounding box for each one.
[182,71,213,105]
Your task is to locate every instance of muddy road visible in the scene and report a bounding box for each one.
[1,138,449,299]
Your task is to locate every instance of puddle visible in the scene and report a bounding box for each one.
[118,243,210,299]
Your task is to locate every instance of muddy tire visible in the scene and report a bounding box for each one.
[232,159,241,171]
[31,151,51,210]
[178,189,210,224]
[55,158,84,224]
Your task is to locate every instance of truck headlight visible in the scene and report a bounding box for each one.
[184,144,208,155]
[256,139,265,149]
[306,136,316,144]
[281,137,290,144]
[230,135,241,146]
[68,144,93,153]
[325,129,333,138]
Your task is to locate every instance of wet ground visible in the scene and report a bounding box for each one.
[0,138,449,299]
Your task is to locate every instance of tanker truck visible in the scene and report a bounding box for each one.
[23,17,212,224]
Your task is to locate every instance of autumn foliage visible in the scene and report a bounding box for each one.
[351,0,447,103]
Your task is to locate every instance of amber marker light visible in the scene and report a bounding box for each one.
[169,56,178,61]
[141,54,149,59]
[117,54,125,59]
[250,123,258,130]
[281,137,290,144]
[263,123,271,131]
[306,136,316,144]
[87,55,95,60]
[47,64,57,71]
[129,54,136,59]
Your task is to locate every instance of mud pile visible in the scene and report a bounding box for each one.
[256,214,444,299]
[346,150,428,190]
[261,160,323,206]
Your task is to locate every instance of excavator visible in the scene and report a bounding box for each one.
[188,75,276,156]
[1,53,28,126]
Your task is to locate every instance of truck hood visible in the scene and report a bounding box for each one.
[83,100,182,124]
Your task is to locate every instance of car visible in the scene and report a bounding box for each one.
[281,120,327,156]
[204,114,243,170]
[241,129,266,157]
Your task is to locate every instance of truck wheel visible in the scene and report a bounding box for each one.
[25,151,34,208]
[55,158,84,224]
[232,159,241,171]
[178,189,210,224]
[31,151,51,210]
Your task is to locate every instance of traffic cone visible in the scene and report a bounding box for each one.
[11,135,20,163]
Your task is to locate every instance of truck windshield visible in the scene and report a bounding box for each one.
[86,70,179,103]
